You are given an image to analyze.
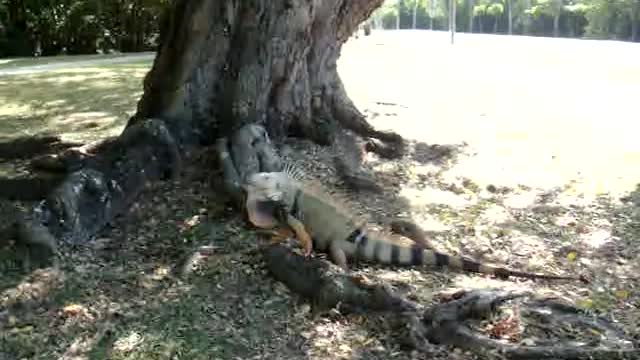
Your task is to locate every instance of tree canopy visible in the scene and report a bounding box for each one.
[0,0,170,57]
[0,0,637,58]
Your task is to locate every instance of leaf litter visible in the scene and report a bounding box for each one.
[0,134,638,359]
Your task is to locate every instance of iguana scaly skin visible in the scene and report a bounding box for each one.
[244,171,585,282]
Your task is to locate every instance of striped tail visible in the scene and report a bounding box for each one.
[349,228,586,282]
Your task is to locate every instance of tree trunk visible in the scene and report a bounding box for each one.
[468,0,474,33]
[507,0,513,35]
[449,0,456,43]
[631,2,639,42]
[430,0,436,30]
[523,0,532,35]
[553,13,560,37]
[11,0,402,267]
[412,0,419,29]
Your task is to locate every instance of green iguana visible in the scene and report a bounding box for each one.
[244,170,586,282]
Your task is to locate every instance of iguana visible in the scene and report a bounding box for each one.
[243,170,586,282]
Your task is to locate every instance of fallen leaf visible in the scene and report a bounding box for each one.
[577,299,593,309]
[62,304,87,317]
[615,290,630,300]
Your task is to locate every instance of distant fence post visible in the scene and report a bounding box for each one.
[450,0,456,44]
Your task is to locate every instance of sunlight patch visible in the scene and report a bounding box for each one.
[580,229,611,248]
[0,103,31,116]
[51,111,114,125]
[480,205,512,224]
[400,186,473,209]
[113,331,144,353]
[503,191,538,209]
[306,319,372,359]
[413,214,451,232]
[1,268,65,308]
[453,275,532,293]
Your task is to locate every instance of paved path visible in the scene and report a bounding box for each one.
[0,52,155,76]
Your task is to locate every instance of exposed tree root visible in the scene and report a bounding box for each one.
[263,244,417,314]
[0,176,65,201]
[0,135,82,160]
[410,290,639,360]
[30,138,119,173]
[219,123,639,360]
[7,118,183,266]
[332,130,383,192]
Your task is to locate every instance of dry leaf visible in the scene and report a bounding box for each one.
[62,304,87,317]
[615,290,630,300]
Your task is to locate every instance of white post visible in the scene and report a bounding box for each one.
[450,0,456,44]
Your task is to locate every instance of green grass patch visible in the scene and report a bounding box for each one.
[0,53,150,70]
[0,60,152,143]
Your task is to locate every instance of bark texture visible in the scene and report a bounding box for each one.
[131,0,399,146]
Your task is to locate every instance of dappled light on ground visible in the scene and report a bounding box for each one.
[0,63,150,143]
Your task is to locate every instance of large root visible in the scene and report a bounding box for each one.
[219,123,639,360]
[5,118,182,267]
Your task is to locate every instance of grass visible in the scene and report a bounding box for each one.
[0,53,152,70]
[1,30,640,359]
[0,61,152,143]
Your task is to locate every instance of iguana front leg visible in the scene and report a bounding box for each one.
[253,216,313,257]
[285,214,313,257]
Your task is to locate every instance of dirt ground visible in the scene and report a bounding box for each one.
[1,30,639,359]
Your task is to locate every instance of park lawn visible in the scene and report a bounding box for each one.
[0,61,152,144]
[0,53,146,70]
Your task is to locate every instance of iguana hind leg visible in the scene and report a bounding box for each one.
[329,242,349,271]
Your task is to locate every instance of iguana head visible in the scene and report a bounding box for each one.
[243,172,297,228]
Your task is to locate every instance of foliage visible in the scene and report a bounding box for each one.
[0,0,170,57]
[372,0,639,41]
[0,0,637,57]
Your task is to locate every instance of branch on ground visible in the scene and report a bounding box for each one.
[0,135,82,160]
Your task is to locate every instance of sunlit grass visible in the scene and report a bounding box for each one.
[0,61,152,143]
[0,53,148,70]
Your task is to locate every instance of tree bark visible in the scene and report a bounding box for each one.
[630,2,639,42]
[468,0,474,33]
[449,0,456,43]
[412,0,419,29]
[553,13,560,37]
[507,0,513,35]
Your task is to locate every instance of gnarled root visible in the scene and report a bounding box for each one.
[409,289,639,360]
[5,118,182,269]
